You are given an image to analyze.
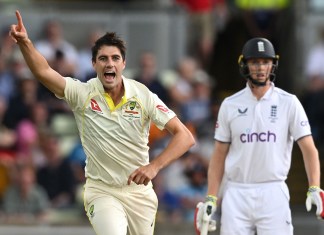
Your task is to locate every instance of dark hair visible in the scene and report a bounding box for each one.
[91,32,126,62]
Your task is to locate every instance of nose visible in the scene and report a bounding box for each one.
[105,59,113,68]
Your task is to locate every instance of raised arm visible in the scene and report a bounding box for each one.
[9,10,66,97]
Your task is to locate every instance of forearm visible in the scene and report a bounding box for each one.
[10,10,65,96]
[17,38,65,96]
[207,153,225,196]
[299,136,321,187]
[150,128,194,171]
[207,141,228,197]
[17,38,51,79]
[303,152,321,187]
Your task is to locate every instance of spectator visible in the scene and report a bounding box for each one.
[3,68,39,129]
[66,140,86,185]
[175,0,228,68]
[36,131,76,209]
[34,19,78,77]
[176,157,207,222]
[0,53,15,104]
[195,97,222,159]
[2,163,50,225]
[303,26,324,144]
[168,56,198,115]
[133,51,171,106]
[0,25,16,66]
[34,20,78,115]
[0,95,17,201]
[179,69,213,124]
[77,28,103,82]
[15,101,50,166]
[235,0,290,48]
[0,95,16,154]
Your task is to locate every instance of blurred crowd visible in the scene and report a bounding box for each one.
[0,0,321,226]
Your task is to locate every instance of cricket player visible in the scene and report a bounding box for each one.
[195,37,324,235]
[10,10,195,235]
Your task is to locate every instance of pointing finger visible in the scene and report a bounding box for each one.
[15,10,24,30]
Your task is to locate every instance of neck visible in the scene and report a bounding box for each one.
[248,81,271,100]
[107,82,125,105]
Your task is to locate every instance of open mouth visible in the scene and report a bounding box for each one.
[104,72,116,80]
[255,73,266,78]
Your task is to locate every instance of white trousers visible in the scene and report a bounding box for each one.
[220,181,293,235]
[83,179,158,235]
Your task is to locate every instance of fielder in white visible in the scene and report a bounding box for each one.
[10,10,195,235]
[195,37,324,235]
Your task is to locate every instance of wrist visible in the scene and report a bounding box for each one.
[307,186,321,196]
[205,195,217,206]
[17,37,31,46]
[308,186,320,190]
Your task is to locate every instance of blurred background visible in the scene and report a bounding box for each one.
[0,0,324,234]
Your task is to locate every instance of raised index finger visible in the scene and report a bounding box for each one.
[15,10,24,30]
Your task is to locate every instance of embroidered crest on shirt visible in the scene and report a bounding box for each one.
[90,99,103,114]
[122,101,141,120]
[268,105,278,123]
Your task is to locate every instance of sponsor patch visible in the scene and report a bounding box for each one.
[122,101,141,120]
[156,105,169,113]
[90,99,103,113]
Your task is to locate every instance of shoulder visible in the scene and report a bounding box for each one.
[64,77,92,91]
[273,87,297,101]
[273,86,293,96]
[222,88,247,105]
[124,77,152,96]
[125,77,149,88]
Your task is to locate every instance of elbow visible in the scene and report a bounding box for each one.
[187,131,196,149]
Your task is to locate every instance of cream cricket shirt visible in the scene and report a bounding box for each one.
[60,76,176,186]
[215,83,311,183]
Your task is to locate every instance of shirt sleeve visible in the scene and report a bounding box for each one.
[289,95,312,140]
[214,100,231,142]
[148,93,176,130]
[56,77,89,111]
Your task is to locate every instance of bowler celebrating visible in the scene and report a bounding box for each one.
[10,10,195,235]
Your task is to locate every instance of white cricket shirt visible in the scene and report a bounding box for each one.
[60,76,176,186]
[215,83,311,183]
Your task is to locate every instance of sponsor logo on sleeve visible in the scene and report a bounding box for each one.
[156,105,169,113]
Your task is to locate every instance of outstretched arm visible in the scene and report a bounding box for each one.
[9,10,66,97]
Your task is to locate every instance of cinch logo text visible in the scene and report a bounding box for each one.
[240,131,276,143]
